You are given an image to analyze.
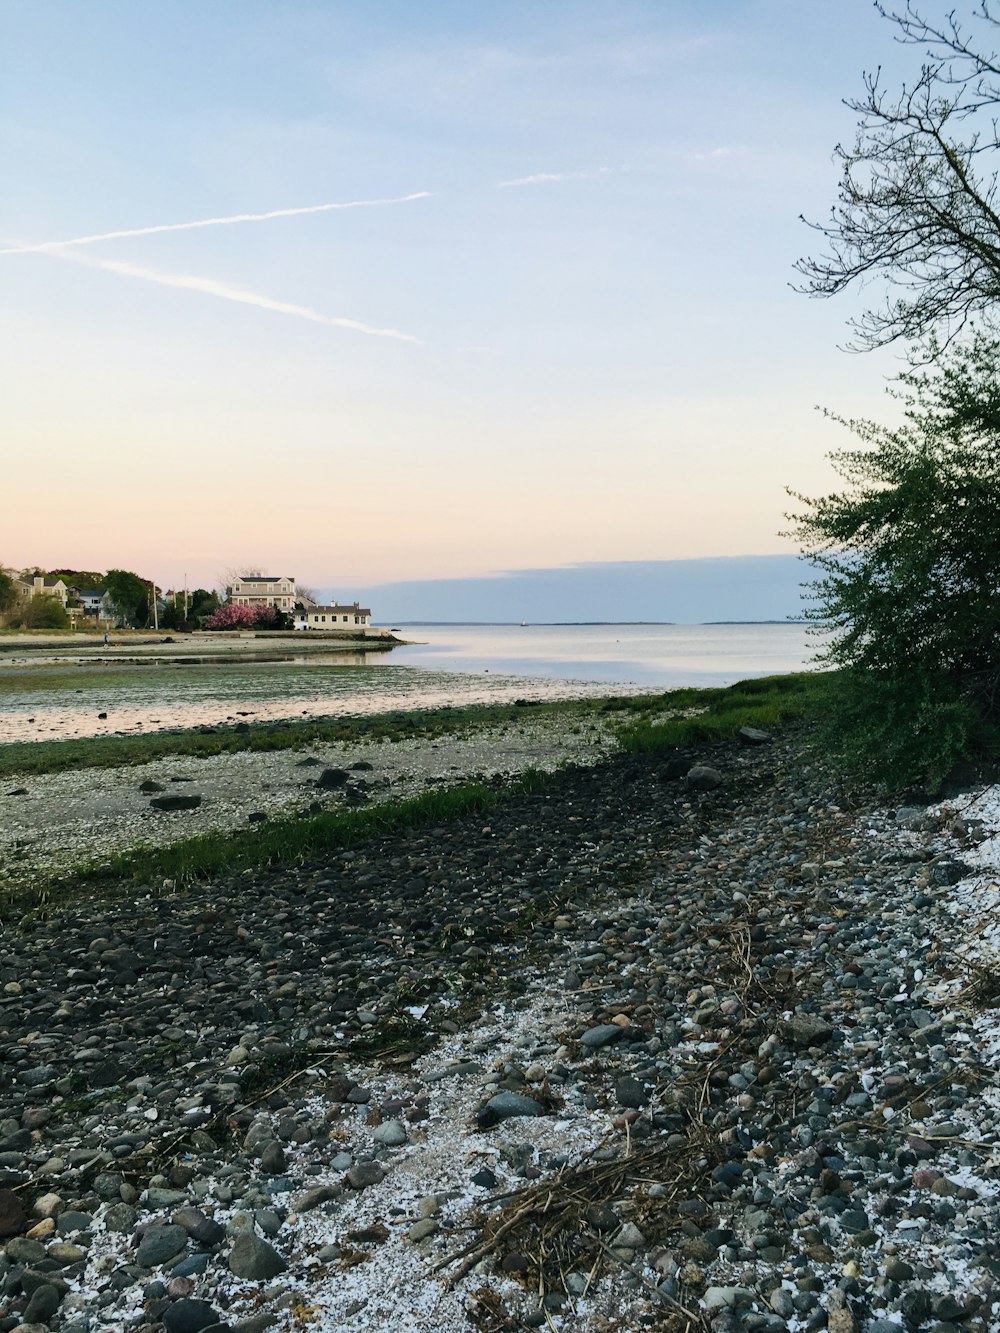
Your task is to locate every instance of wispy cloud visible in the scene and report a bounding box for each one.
[39,246,421,343]
[683,145,745,163]
[496,167,611,189]
[0,192,432,257]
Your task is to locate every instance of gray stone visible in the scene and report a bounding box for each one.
[476,1093,546,1128]
[228,1229,287,1281]
[136,1223,188,1267]
[579,1024,623,1049]
[686,766,723,790]
[778,1014,835,1047]
[372,1119,408,1147]
[150,794,202,811]
[737,726,770,745]
[259,1141,286,1174]
[346,1162,385,1190]
[104,1203,138,1233]
[408,1218,438,1242]
[5,1236,46,1264]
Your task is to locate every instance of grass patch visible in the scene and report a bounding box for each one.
[617,671,834,754]
[6,768,554,914]
[0,697,623,779]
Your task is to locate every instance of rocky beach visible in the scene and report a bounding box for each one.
[1,719,999,1332]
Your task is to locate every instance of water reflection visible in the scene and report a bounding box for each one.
[1,623,823,744]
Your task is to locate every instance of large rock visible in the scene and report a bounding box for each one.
[316,768,350,789]
[476,1093,545,1129]
[579,1024,623,1049]
[136,1222,188,1266]
[778,1014,835,1048]
[162,1299,223,1333]
[0,1188,27,1237]
[686,766,722,791]
[149,794,202,812]
[228,1230,287,1280]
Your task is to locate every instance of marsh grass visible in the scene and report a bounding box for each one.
[5,768,554,914]
[617,672,833,754]
[0,698,613,779]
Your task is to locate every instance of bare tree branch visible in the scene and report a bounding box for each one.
[797,3,1000,347]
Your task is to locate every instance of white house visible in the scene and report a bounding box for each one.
[294,601,371,630]
[75,588,113,618]
[229,575,297,611]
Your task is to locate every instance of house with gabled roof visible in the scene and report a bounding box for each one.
[229,575,297,611]
[294,601,371,630]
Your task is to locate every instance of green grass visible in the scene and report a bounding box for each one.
[0,697,616,779]
[5,768,554,914]
[617,671,834,754]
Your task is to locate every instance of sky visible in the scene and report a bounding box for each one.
[1,1,919,614]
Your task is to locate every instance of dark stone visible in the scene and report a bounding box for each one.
[579,1024,623,1049]
[779,1015,835,1048]
[259,1141,286,1174]
[23,1282,62,1321]
[150,794,203,811]
[136,1223,189,1267]
[316,768,350,789]
[346,1162,385,1190]
[163,1299,223,1333]
[614,1075,646,1108]
[471,1167,498,1189]
[0,1188,27,1237]
[228,1230,286,1280]
[476,1093,545,1128]
[686,765,723,790]
[140,780,166,793]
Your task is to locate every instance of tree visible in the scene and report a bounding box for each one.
[797,3,1000,349]
[189,588,220,621]
[22,594,69,629]
[0,568,17,618]
[205,602,280,630]
[787,335,1000,786]
[105,569,151,627]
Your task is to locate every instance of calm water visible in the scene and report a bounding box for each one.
[0,623,823,743]
[395,622,820,686]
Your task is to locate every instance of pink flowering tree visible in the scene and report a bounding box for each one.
[205,603,281,630]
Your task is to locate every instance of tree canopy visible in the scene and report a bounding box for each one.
[788,335,1000,786]
[105,569,152,627]
[797,3,1000,348]
[0,568,16,616]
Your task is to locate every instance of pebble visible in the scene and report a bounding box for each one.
[1,731,999,1331]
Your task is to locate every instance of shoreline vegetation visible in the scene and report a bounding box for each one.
[1,673,829,914]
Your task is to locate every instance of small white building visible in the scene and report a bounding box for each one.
[75,588,113,618]
[294,601,371,630]
[230,575,297,611]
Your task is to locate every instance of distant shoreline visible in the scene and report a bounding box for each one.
[388,619,811,627]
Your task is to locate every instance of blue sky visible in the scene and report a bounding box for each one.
[1,1,915,609]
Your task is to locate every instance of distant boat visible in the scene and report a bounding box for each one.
[520,620,529,627]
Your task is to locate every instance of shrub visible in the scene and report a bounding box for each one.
[205,602,281,630]
[787,335,1000,789]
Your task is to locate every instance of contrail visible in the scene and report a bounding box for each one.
[46,246,421,343]
[497,168,610,188]
[0,192,432,257]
